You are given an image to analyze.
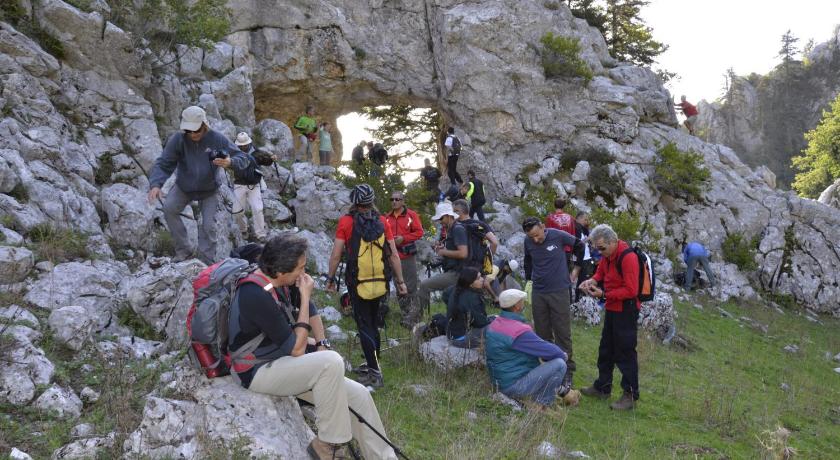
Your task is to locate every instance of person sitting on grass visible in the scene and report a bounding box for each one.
[484,289,581,410]
[421,267,490,349]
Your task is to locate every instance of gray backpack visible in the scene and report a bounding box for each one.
[188,258,255,373]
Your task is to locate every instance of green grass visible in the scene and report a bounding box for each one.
[323,291,840,459]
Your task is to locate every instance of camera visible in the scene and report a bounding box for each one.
[208,149,228,161]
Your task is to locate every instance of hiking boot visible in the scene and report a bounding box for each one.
[561,389,581,407]
[580,385,610,400]
[411,322,428,345]
[562,370,574,389]
[356,368,384,389]
[351,363,370,375]
[307,437,347,460]
[610,391,637,411]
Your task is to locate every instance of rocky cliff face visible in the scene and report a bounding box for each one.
[3,0,840,457]
[695,28,840,186]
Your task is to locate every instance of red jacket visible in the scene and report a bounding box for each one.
[385,207,424,260]
[592,240,640,312]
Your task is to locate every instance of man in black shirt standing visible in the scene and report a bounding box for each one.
[228,234,398,460]
[420,158,441,202]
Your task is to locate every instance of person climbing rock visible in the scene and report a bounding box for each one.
[293,105,317,162]
[147,106,248,264]
[465,170,487,222]
[444,127,463,184]
[682,241,717,290]
[352,140,366,165]
[230,132,269,242]
[675,95,699,135]
[420,158,442,203]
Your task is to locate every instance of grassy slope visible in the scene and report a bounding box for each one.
[3,290,838,459]
[332,293,840,459]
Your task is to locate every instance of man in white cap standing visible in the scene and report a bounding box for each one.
[484,289,580,410]
[415,201,468,322]
[147,106,248,263]
[231,132,268,241]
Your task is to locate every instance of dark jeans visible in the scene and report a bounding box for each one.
[351,293,383,371]
[428,313,484,349]
[469,201,485,222]
[447,155,462,184]
[532,290,575,372]
[593,300,639,399]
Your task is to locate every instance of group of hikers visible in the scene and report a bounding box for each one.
[152,105,716,459]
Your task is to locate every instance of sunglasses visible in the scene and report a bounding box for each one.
[183,128,201,134]
[594,245,608,251]
[390,198,403,202]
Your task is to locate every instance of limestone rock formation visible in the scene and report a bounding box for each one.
[419,335,484,370]
[695,29,840,186]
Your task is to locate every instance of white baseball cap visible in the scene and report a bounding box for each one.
[432,202,458,221]
[235,132,252,146]
[180,106,208,131]
[499,289,527,309]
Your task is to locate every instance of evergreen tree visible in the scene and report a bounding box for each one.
[567,0,670,78]
[604,0,667,66]
[361,105,443,163]
[777,29,799,68]
[791,93,840,198]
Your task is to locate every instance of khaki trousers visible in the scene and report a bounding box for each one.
[249,351,397,460]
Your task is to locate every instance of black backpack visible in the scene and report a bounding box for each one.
[234,154,263,186]
[616,246,656,302]
[370,144,388,165]
[451,136,462,156]
[459,220,493,275]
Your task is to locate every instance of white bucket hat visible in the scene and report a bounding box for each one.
[432,202,458,221]
[235,132,252,146]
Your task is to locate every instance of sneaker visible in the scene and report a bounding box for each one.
[580,385,610,400]
[356,368,384,389]
[307,437,347,459]
[609,391,637,411]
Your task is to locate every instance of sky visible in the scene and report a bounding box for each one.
[643,0,840,103]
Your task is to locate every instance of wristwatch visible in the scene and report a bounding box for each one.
[316,339,332,349]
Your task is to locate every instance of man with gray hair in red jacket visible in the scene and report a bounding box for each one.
[579,224,641,411]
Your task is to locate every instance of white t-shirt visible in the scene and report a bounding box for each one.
[444,135,454,148]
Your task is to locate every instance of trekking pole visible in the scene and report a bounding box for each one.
[296,399,411,460]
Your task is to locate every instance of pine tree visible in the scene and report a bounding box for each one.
[568,0,669,77]
[777,29,799,68]
[791,93,840,198]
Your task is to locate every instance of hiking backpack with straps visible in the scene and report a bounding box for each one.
[459,220,494,275]
[615,245,656,302]
[344,210,392,300]
[233,153,264,186]
[187,258,253,376]
[451,135,462,156]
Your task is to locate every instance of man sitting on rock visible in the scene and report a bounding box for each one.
[228,234,398,460]
[416,202,468,321]
[485,289,580,410]
[147,106,248,264]
[484,258,522,304]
